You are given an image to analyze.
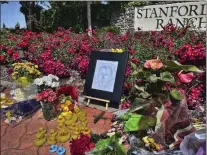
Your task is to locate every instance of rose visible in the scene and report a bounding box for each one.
[178,72,194,83]
[48,96,54,102]
[12,52,19,61]
[36,94,42,101]
[0,55,5,62]
[144,59,163,69]
[7,48,13,56]
[41,91,49,99]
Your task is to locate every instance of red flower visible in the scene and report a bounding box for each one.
[12,52,19,61]
[89,142,95,149]
[0,55,5,62]
[7,48,13,56]
[42,91,49,98]
[56,86,78,101]
[178,72,194,83]
[70,134,91,155]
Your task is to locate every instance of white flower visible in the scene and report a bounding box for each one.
[48,74,59,81]
[34,78,43,86]
[45,81,52,86]
[51,82,59,88]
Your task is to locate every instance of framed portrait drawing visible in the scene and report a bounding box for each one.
[84,51,128,104]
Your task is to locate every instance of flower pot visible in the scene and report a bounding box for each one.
[41,101,56,121]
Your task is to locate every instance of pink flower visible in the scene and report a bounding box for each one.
[178,72,194,83]
[48,96,54,102]
[42,91,49,98]
[144,60,151,68]
[36,94,42,101]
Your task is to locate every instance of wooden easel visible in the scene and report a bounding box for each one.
[84,96,110,111]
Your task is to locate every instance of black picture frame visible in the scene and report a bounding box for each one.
[84,51,128,105]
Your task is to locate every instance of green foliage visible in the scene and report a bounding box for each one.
[40,2,115,33]
[15,22,20,29]
[170,89,184,101]
[96,26,120,34]
[90,135,126,155]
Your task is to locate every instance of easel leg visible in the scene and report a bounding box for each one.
[105,102,109,111]
[87,99,90,106]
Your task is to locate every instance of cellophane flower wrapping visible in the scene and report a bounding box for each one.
[151,95,196,149]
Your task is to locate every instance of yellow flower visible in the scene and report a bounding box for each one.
[111,48,115,52]
[35,65,38,68]
[36,71,41,75]
[28,69,34,74]
[117,49,123,53]
[17,77,29,87]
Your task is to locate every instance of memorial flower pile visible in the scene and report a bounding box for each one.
[1,23,205,110]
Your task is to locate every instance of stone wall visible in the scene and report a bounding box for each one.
[110,7,135,34]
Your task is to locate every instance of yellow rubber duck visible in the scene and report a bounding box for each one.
[56,128,70,143]
[71,114,78,123]
[57,115,65,124]
[74,105,80,113]
[69,123,76,130]
[61,111,72,117]
[49,129,57,137]
[71,134,79,140]
[38,127,47,135]
[79,116,87,122]
[81,120,89,126]
[34,133,46,147]
[57,122,67,130]
[82,127,91,135]
[47,136,57,145]
[65,120,73,128]
[65,112,72,120]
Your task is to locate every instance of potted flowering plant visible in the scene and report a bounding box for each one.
[34,74,60,92]
[11,62,41,87]
[36,88,57,120]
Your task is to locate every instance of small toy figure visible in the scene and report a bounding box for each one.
[48,136,57,145]
[38,127,47,134]
[56,128,70,143]
[57,115,65,124]
[83,127,91,135]
[71,114,78,123]
[49,129,58,137]
[34,133,46,147]
[57,122,67,130]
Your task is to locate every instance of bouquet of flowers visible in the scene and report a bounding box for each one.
[34,74,59,92]
[36,88,57,103]
[36,88,57,120]
[11,62,41,87]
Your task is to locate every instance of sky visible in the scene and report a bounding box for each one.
[1,2,26,28]
[1,1,49,28]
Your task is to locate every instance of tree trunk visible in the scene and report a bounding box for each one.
[87,1,92,36]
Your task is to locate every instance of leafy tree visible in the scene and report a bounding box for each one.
[15,22,20,29]
[19,1,43,31]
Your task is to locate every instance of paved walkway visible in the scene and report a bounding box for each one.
[1,106,113,155]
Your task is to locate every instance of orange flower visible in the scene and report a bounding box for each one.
[144,59,163,69]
